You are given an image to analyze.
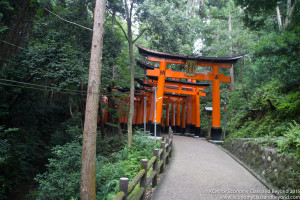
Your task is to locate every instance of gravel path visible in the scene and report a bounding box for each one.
[152,135,278,200]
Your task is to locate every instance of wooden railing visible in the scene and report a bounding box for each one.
[113,134,173,200]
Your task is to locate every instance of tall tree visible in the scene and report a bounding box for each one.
[108,0,147,148]
[228,5,234,92]
[81,0,106,199]
[234,0,299,30]
[0,0,38,68]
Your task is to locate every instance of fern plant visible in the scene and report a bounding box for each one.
[276,121,300,158]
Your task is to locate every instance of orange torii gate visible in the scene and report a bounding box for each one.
[133,85,188,134]
[136,76,209,136]
[136,60,211,136]
[136,44,243,140]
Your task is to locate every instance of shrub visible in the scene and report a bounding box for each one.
[276,121,300,158]
[33,132,159,200]
[34,141,82,200]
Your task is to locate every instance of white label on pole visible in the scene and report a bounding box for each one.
[156,97,163,102]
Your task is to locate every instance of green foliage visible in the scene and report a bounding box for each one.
[278,91,300,115]
[0,0,13,35]
[49,115,83,146]
[34,141,82,200]
[276,121,300,158]
[1,0,299,198]
[0,126,19,198]
[226,84,299,137]
[249,31,300,90]
[33,132,159,200]
[139,0,202,55]
[15,40,86,90]
[234,0,278,29]
[0,0,128,198]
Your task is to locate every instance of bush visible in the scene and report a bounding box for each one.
[34,141,82,200]
[33,132,159,200]
[276,121,300,158]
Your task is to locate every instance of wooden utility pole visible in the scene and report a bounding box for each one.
[81,0,106,199]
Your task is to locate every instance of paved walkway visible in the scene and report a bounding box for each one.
[152,135,277,200]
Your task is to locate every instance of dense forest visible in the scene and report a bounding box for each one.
[0,0,299,199]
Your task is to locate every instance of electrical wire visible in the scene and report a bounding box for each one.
[0,40,29,52]
[0,58,30,67]
[0,42,134,97]
[0,59,130,97]
[0,81,83,95]
[0,78,130,97]
[44,8,93,31]
[0,78,83,94]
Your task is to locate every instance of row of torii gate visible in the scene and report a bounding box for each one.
[101,45,243,140]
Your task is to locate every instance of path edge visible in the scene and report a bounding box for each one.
[218,145,280,197]
[149,145,174,199]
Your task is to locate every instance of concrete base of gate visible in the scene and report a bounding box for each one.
[194,127,201,136]
[180,128,185,134]
[185,124,193,134]
[208,140,224,145]
[150,123,162,136]
[211,127,222,140]
[184,133,195,137]
[171,126,176,133]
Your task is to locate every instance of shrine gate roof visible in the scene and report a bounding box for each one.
[136,44,244,64]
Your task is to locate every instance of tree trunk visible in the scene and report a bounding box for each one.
[127,36,134,148]
[124,0,135,148]
[80,0,106,199]
[228,11,234,92]
[284,0,297,28]
[80,79,85,115]
[0,0,31,68]
[99,94,105,139]
[117,121,124,142]
[111,10,116,81]
[276,5,282,30]
[127,37,135,147]
[241,57,248,101]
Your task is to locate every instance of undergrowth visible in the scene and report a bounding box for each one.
[225,81,300,158]
[31,131,160,200]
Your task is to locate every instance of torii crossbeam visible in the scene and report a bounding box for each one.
[136,44,244,140]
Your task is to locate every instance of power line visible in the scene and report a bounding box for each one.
[0,78,130,97]
[0,82,84,95]
[0,39,29,52]
[0,59,130,96]
[0,78,85,95]
[0,58,103,80]
[0,78,83,93]
[0,44,130,97]
[0,58,29,67]
[0,40,89,73]
[44,8,93,31]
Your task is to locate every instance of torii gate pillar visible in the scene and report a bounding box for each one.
[171,102,176,132]
[165,102,170,133]
[211,66,222,140]
[195,94,201,136]
[175,102,181,134]
[150,60,167,136]
[181,100,186,134]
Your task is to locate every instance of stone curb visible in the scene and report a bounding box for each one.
[218,145,282,198]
